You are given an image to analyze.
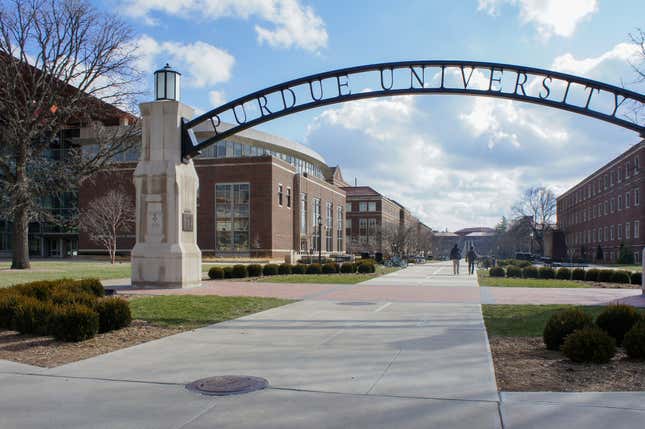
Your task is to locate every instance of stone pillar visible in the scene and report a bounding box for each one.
[131,100,201,288]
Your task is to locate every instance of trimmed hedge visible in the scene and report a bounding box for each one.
[0,279,130,342]
[489,267,505,277]
[278,263,293,275]
[543,308,593,350]
[322,263,337,274]
[597,269,615,283]
[595,304,642,346]
[291,264,306,274]
[585,268,600,282]
[340,262,355,273]
[506,265,522,278]
[523,266,539,279]
[52,304,99,342]
[561,327,616,364]
[247,264,263,277]
[263,264,279,276]
[556,268,571,280]
[12,297,57,336]
[611,270,631,284]
[231,265,248,279]
[631,272,642,285]
[208,266,225,279]
[571,268,586,281]
[96,298,132,333]
[223,266,234,279]
[623,320,645,359]
[538,267,555,279]
[306,263,322,275]
[357,263,373,274]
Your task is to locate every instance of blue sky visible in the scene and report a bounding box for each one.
[101,0,644,230]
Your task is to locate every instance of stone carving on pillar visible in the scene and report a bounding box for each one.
[131,100,202,288]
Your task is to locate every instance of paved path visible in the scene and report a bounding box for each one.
[2,261,644,428]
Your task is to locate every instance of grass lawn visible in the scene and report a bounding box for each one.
[0,260,228,288]
[0,261,132,288]
[477,271,588,288]
[255,266,399,284]
[129,295,294,329]
[482,304,645,337]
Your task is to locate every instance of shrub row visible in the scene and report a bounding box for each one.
[543,305,645,363]
[488,266,641,284]
[208,260,376,279]
[0,279,130,342]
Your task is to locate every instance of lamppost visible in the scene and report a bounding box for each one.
[317,215,323,264]
[529,232,534,255]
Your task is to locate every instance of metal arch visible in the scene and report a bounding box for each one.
[181,60,645,160]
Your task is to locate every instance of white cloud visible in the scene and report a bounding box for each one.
[552,42,641,75]
[478,0,598,39]
[132,35,235,88]
[208,90,226,106]
[120,0,328,52]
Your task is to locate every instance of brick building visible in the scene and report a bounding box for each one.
[556,141,644,264]
[80,125,347,261]
[342,186,431,258]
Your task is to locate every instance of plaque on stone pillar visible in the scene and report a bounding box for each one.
[182,211,194,232]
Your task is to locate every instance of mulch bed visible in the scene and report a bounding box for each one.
[489,336,645,391]
[0,320,187,368]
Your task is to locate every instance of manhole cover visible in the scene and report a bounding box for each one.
[186,376,268,396]
[337,301,376,306]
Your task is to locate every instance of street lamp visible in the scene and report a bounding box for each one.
[318,215,323,264]
[154,63,181,101]
[529,232,534,255]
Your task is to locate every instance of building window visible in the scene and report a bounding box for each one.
[346,202,352,212]
[359,202,367,212]
[367,219,377,244]
[626,161,631,178]
[312,198,321,251]
[300,193,307,234]
[626,191,631,208]
[286,187,291,208]
[604,226,608,242]
[278,184,283,206]
[610,225,615,241]
[604,201,608,215]
[634,221,640,239]
[635,156,640,174]
[359,218,368,242]
[610,171,615,186]
[618,195,623,210]
[326,202,333,251]
[610,198,615,213]
[618,167,622,182]
[626,222,631,239]
[215,183,250,253]
[618,224,623,240]
[634,189,640,206]
[337,207,343,252]
[368,201,376,212]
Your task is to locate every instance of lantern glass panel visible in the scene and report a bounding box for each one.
[156,72,165,99]
[166,72,176,100]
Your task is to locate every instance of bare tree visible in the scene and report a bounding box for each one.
[512,186,556,255]
[629,28,645,83]
[80,190,134,264]
[0,0,142,268]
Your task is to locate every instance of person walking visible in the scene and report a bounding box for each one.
[466,246,478,275]
[449,244,461,275]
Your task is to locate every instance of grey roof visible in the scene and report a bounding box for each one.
[193,121,326,164]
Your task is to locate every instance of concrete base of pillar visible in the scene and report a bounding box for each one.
[131,243,201,289]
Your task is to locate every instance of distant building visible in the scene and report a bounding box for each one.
[556,141,644,264]
[431,227,496,259]
[342,186,430,258]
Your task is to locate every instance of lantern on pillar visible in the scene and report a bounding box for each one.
[154,64,181,101]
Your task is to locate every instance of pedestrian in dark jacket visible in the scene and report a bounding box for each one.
[466,246,478,275]
[449,244,461,275]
